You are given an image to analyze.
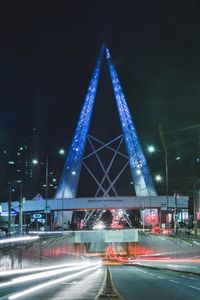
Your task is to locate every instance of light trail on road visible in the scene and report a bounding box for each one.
[0,261,88,277]
[0,236,39,245]
[0,262,94,288]
[8,264,101,300]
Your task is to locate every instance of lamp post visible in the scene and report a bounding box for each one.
[133,182,146,231]
[45,157,49,232]
[17,180,23,235]
[32,159,39,231]
[158,125,169,211]
[8,182,12,236]
[147,142,168,226]
[165,153,169,209]
[45,149,65,232]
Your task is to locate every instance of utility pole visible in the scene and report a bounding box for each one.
[18,181,23,235]
[45,157,48,232]
[174,192,178,234]
[159,125,169,206]
[159,124,169,227]
[8,182,12,235]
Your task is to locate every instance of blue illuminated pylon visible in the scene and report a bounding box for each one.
[105,47,157,196]
[56,45,157,205]
[55,46,104,199]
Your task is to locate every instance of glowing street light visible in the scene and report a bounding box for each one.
[59,149,65,155]
[155,174,162,182]
[136,169,141,175]
[147,145,155,154]
[32,159,39,165]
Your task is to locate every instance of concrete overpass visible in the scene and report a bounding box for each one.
[1,196,188,212]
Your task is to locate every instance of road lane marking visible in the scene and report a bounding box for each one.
[157,276,164,279]
[188,286,200,291]
[166,265,197,269]
[59,281,78,285]
[169,280,180,284]
[190,277,195,280]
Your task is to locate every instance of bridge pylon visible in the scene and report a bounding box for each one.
[54,45,157,228]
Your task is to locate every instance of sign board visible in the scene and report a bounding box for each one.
[1,209,17,216]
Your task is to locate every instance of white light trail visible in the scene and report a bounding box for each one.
[0,236,39,245]
[0,262,82,277]
[8,264,101,299]
[0,261,101,288]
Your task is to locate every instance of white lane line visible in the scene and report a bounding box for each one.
[157,276,164,279]
[169,280,180,284]
[190,277,195,280]
[188,286,200,291]
[181,275,186,278]
[149,273,155,276]
[59,281,78,285]
[136,269,147,274]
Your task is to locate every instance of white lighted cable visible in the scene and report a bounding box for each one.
[8,264,101,299]
[0,262,92,288]
[0,236,39,244]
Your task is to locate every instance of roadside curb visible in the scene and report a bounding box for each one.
[193,241,200,246]
[180,240,193,246]
[127,263,200,276]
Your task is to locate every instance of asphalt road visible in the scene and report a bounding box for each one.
[110,265,200,300]
[1,261,200,300]
[0,261,104,300]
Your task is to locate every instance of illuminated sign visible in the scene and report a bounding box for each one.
[33,213,42,219]
[196,211,200,221]
[143,209,159,225]
[1,209,17,216]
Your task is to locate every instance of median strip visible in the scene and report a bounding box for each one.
[95,267,123,299]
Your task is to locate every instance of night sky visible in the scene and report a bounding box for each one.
[0,0,200,196]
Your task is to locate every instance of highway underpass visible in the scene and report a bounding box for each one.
[0,232,200,299]
[0,259,200,299]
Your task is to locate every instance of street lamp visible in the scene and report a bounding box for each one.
[45,148,66,232]
[45,157,49,232]
[8,182,12,236]
[155,174,162,182]
[16,180,23,235]
[147,145,155,154]
[59,149,65,155]
[32,159,39,165]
